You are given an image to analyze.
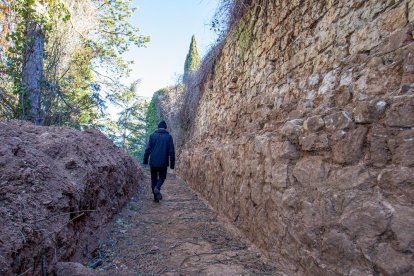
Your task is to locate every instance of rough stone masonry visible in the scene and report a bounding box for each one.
[179,0,414,275]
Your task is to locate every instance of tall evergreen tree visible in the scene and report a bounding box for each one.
[183,35,200,77]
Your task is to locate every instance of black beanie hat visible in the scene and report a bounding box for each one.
[158,121,167,129]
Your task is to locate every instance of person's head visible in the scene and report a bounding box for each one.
[158,120,167,129]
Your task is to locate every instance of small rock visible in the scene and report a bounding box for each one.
[392,130,414,167]
[391,205,414,251]
[325,111,354,131]
[353,100,387,123]
[281,119,304,140]
[341,200,390,243]
[282,187,297,208]
[321,229,359,264]
[65,159,77,169]
[335,86,353,107]
[368,125,390,167]
[293,156,329,186]
[372,243,414,275]
[271,163,289,189]
[318,69,339,95]
[378,167,414,204]
[271,140,299,160]
[377,4,407,33]
[328,165,376,190]
[304,115,325,132]
[332,127,368,164]
[385,98,414,127]
[299,133,329,151]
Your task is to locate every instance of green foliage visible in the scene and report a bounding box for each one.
[88,0,150,103]
[43,46,100,127]
[184,35,200,74]
[145,89,165,138]
[117,88,148,159]
[3,0,70,121]
[0,0,149,128]
[234,10,255,60]
[100,83,148,160]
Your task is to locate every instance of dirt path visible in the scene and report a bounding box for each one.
[89,171,279,275]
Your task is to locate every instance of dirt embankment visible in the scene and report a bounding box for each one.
[0,120,143,275]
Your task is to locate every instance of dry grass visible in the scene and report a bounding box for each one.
[178,42,224,131]
[213,0,253,39]
[167,0,257,150]
[177,0,254,131]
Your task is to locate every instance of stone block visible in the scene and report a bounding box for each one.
[271,162,289,189]
[353,100,387,123]
[281,119,304,140]
[402,51,414,84]
[368,125,390,167]
[325,111,354,131]
[301,201,322,229]
[320,229,360,267]
[293,156,329,186]
[334,86,353,107]
[372,243,414,275]
[350,25,381,54]
[379,25,413,54]
[339,69,353,87]
[333,127,368,164]
[391,205,414,251]
[355,56,403,96]
[341,200,390,244]
[377,4,407,33]
[282,187,298,208]
[254,135,270,154]
[385,98,414,127]
[410,0,414,23]
[250,179,264,205]
[299,133,329,151]
[304,115,325,132]
[378,166,414,203]
[392,130,414,167]
[271,140,299,160]
[264,157,273,182]
[318,69,339,95]
[328,165,376,190]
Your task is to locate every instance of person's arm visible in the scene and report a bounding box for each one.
[143,135,153,165]
[169,135,175,169]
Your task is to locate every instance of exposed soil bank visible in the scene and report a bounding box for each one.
[0,120,143,275]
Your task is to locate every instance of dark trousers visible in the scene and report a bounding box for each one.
[150,166,167,192]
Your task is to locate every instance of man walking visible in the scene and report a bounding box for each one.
[143,121,175,202]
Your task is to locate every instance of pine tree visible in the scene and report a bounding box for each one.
[184,35,200,76]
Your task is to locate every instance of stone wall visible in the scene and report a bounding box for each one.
[179,0,414,274]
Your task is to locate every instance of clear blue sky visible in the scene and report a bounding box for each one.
[126,0,220,98]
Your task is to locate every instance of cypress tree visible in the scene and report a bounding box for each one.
[184,35,201,76]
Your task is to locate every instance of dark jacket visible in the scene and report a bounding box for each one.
[143,129,175,169]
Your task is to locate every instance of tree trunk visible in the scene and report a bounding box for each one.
[21,21,44,125]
